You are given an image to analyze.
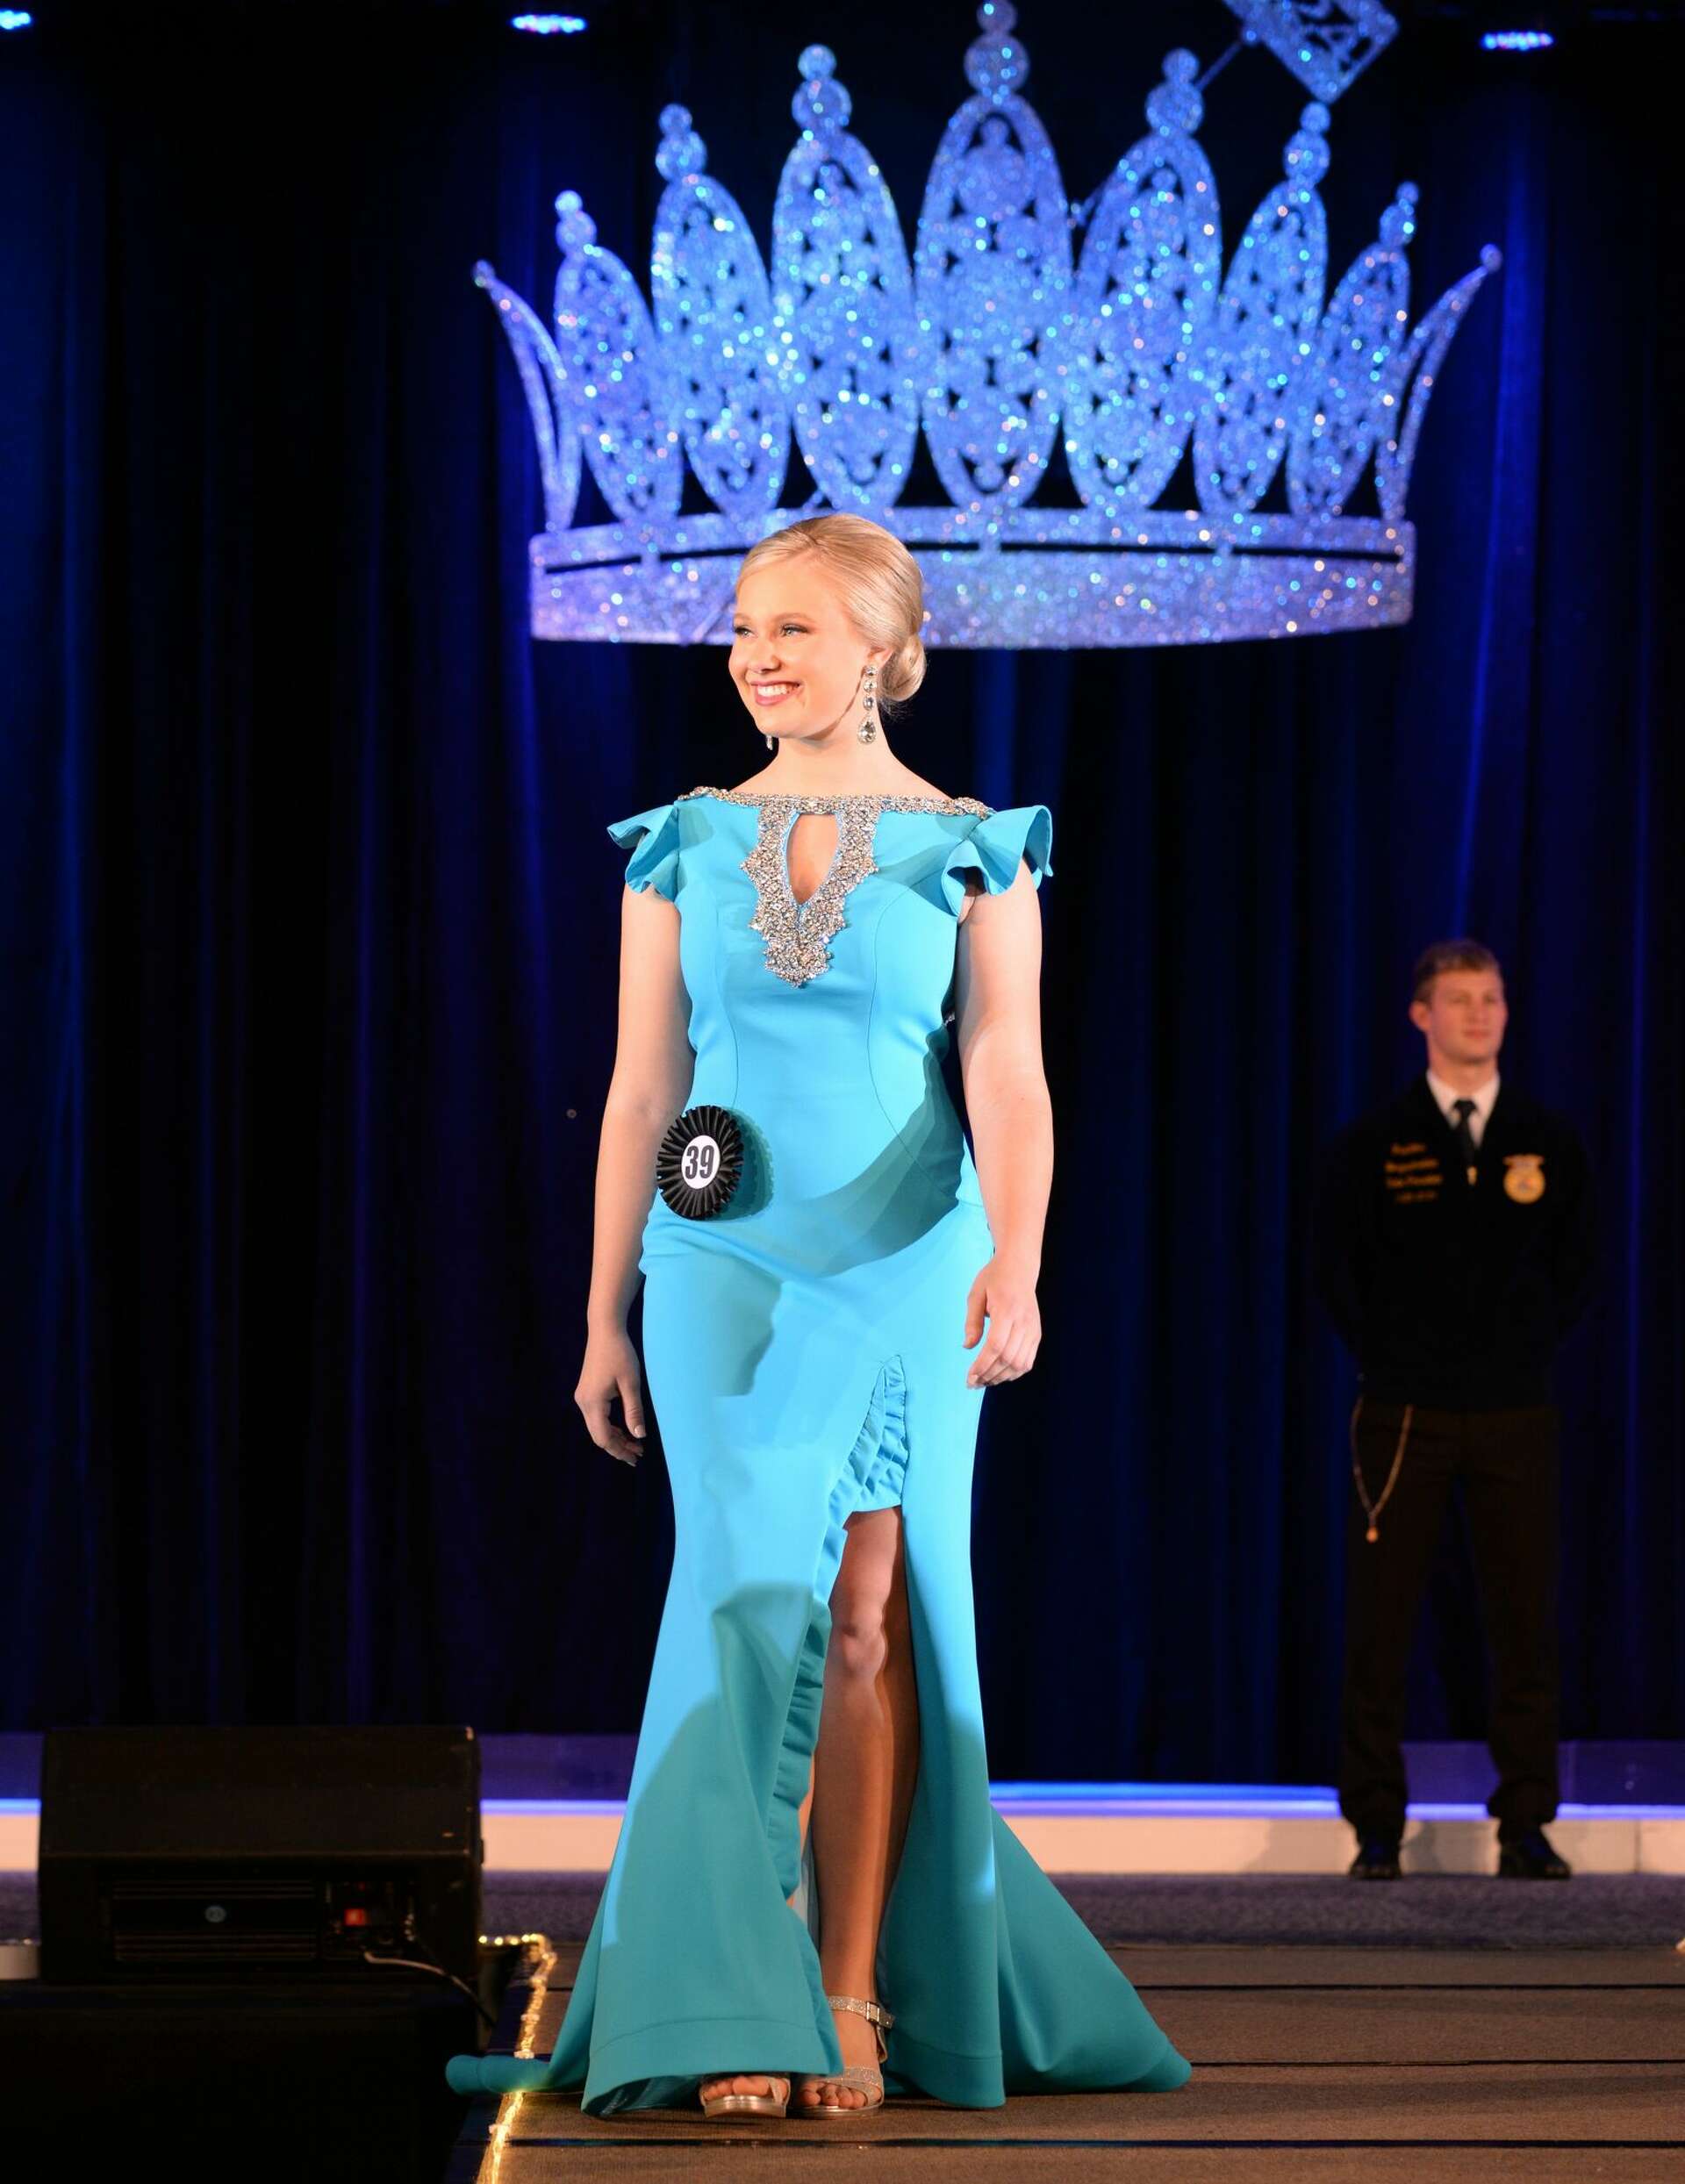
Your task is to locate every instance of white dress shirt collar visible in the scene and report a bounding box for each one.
[1426,1067,1501,1144]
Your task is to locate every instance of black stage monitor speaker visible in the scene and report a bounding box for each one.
[38,1723,482,1987]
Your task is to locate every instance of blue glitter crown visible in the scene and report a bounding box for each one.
[474,1,1499,650]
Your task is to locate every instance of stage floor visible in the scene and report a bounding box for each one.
[477,1869,1685,1950]
[448,1932,1685,2181]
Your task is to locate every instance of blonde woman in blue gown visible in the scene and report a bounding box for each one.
[447,513,1191,2120]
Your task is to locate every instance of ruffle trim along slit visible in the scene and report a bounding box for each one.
[446,1357,919,2115]
[772,1356,911,1913]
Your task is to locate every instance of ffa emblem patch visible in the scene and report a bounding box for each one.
[1503,1153,1546,1204]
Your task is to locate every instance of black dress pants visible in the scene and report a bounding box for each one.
[1338,1400,1560,1840]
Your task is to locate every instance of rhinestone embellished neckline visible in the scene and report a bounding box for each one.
[680,784,992,816]
[676,785,992,985]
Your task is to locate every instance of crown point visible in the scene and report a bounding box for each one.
[656,104,706,181]
[1285,101,1331,186]
[554,190,597,254]
[1146,47,1203,133]
[1380,183,1417,248]
[792,44,850,133]
[965,0,1029,98]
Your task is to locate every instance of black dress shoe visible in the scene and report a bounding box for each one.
[1497,1826,1572,1879]
[1348,1833,1402,1879]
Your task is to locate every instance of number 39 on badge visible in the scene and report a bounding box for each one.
[1503,1153,1546,1204]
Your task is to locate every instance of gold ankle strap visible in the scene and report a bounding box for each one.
[825,1994,893,2030]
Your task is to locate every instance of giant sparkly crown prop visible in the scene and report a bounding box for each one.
[475,0,1499,649]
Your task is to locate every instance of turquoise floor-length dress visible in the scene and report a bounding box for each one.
[447,784,1192,2115]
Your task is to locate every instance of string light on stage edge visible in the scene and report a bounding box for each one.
[478,1934,558,2184]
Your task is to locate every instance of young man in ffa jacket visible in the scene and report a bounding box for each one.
[1312,939,1595,1880]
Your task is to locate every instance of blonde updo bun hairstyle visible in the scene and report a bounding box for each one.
[735,512,928,724]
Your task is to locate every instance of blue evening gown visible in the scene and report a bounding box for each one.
[447,784,1192,2113]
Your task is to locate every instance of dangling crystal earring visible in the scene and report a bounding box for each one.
[764,734,774,749]
[857,663,878,742]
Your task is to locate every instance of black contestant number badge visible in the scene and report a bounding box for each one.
[656,1104,745,1220]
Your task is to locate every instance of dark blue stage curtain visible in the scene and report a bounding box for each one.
[3,4,1679,1781]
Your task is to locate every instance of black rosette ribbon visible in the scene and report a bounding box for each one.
[655,1104,746,1220]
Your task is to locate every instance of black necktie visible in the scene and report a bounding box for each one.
[1451,1097,1479,1185]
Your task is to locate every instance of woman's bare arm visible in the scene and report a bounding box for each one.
[950,865,1051,1386]
[576,883,695,1462]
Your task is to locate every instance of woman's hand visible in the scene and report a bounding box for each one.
[577,1327,649,1465]
[961,1255,1042,1386]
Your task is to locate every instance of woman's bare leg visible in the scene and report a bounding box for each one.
[700,1507,917,2111]
[797,1505,921,2109]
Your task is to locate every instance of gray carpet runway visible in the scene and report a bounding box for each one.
[475,1871,1685,1951]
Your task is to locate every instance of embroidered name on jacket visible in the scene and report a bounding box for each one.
[1385,1142,1442,1204]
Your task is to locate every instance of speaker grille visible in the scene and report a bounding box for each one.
[112,1933,319,1962]
[106,1873,323,1963]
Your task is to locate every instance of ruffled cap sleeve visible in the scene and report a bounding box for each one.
[938,803,1054,918]
[606,799,681,900]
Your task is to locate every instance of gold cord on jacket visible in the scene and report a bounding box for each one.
[1351,1395,1414,1543]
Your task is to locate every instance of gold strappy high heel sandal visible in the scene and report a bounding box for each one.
[698,2071,790,2121]
[799,1994,893,2116]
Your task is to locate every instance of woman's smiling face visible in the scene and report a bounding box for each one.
[730,555,886,743]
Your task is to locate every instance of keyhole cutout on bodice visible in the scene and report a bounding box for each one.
[783,811,841,911]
